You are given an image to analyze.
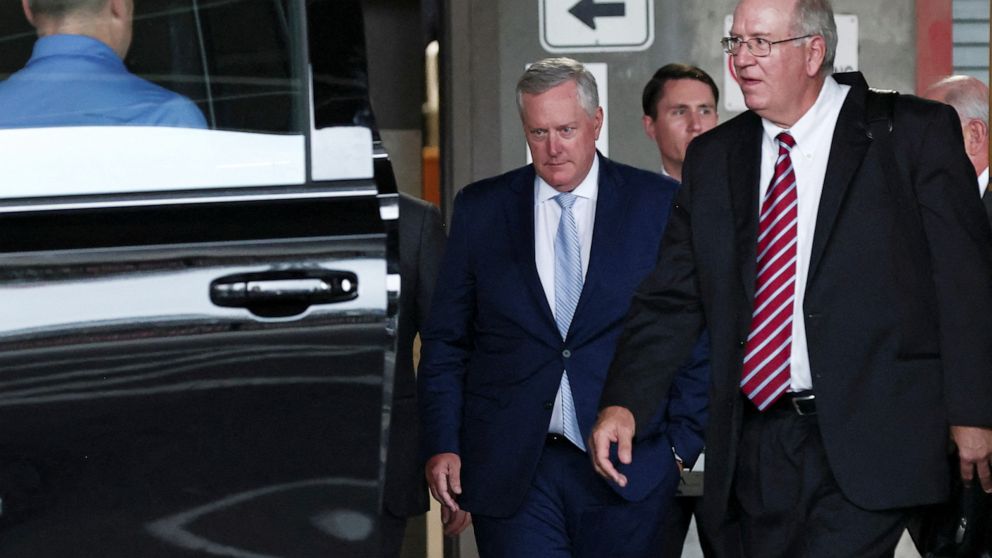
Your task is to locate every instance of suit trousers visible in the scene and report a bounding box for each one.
[472,438,676,558]
[379,510,407,558]
[660,493,742,558]
[733,401,910,557]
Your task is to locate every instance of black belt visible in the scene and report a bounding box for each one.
[756,390,817,415]
[546,433,571,445]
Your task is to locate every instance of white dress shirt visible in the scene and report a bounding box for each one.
[535,155,599,444]
[758,76,850,391]
[979,167,989,196]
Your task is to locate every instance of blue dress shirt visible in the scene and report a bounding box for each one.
[0,34,206,129]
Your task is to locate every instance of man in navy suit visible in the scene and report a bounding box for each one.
[418,57,709,557]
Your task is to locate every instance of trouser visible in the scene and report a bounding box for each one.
[733,400,910,558]
[473,436,676,558]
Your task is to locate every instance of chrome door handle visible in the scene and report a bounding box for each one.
[210,270,358,316]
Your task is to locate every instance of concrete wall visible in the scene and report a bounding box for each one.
[444,0,917,205]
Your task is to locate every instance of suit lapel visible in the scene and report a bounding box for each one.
[982,188,992,227]
[730,114,763,307]
[807,74,871,283]
[505,166,558,334]
[570,155,626,340]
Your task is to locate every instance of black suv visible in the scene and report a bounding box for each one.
[0,1,397,555]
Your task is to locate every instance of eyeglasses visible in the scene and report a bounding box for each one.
[721,34,813,56]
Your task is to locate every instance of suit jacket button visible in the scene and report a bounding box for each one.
[562,349,572,358]
[544,401,553,410]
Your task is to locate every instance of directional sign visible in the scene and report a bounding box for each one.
[568,0,625,29]
[540,0,653,53]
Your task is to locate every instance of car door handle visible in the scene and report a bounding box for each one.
[210,270,358,316]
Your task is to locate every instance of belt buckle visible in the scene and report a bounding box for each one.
[791,393,815,416]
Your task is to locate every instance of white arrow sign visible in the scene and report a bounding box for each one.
[540,0,654,53]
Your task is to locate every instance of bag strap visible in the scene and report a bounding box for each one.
[865,88,897,138]
[864,87,936,283]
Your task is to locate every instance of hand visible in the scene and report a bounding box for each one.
[441,507,472,537]
[588,405,636,487]
[951,425,992,493]
[425,452,463,512]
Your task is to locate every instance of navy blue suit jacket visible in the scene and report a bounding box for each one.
[418,155,709,518]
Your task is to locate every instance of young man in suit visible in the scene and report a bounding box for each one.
[591,0,992,555]
[418,57,709,557]
[641,63,740,558]
[641,63,720,183]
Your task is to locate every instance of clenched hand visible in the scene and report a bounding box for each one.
[589,405,636,487]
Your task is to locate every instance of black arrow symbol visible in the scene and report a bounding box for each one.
[568,0,626,30]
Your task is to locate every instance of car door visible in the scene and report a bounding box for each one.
[0,0,397,555]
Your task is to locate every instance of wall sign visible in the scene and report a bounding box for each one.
[540,0,654,53]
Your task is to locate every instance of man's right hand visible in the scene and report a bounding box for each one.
[589,405,636,487]
[425,452,463,512]
[441,507,472,537]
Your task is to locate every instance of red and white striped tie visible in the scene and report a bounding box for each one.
[741,132,798,411]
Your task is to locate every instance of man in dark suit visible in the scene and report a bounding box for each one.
[418,57,709,557]
[641,63,741,558]
[380,193,447,557]
[913,74,991,558]
[590,0,992,555]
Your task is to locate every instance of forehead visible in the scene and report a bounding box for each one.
[731,0,795,35]
[659,79,716,106]
[521,81,589,121]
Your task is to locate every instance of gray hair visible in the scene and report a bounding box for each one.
[792,0,837,73]
[28,0,107,19]
[928,75,989,127]
[516,57,599,118]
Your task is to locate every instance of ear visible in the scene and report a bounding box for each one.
[21,0,34,26]
[642,114,657,140]
[108,0,128,20]
[592,106,604,141]
[805,35,827,77]
[964,118,989,158]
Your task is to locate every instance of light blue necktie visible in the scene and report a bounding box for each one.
[554,192,585,450]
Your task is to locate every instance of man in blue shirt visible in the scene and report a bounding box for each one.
[0,0,206,128]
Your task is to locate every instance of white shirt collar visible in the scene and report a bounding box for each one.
[761,75,849,152]
[536,154,600,203]
[978,167,989,196]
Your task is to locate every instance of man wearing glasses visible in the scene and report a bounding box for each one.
[590,0,992,555]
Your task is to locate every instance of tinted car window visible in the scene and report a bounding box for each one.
[0,0,375,196]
